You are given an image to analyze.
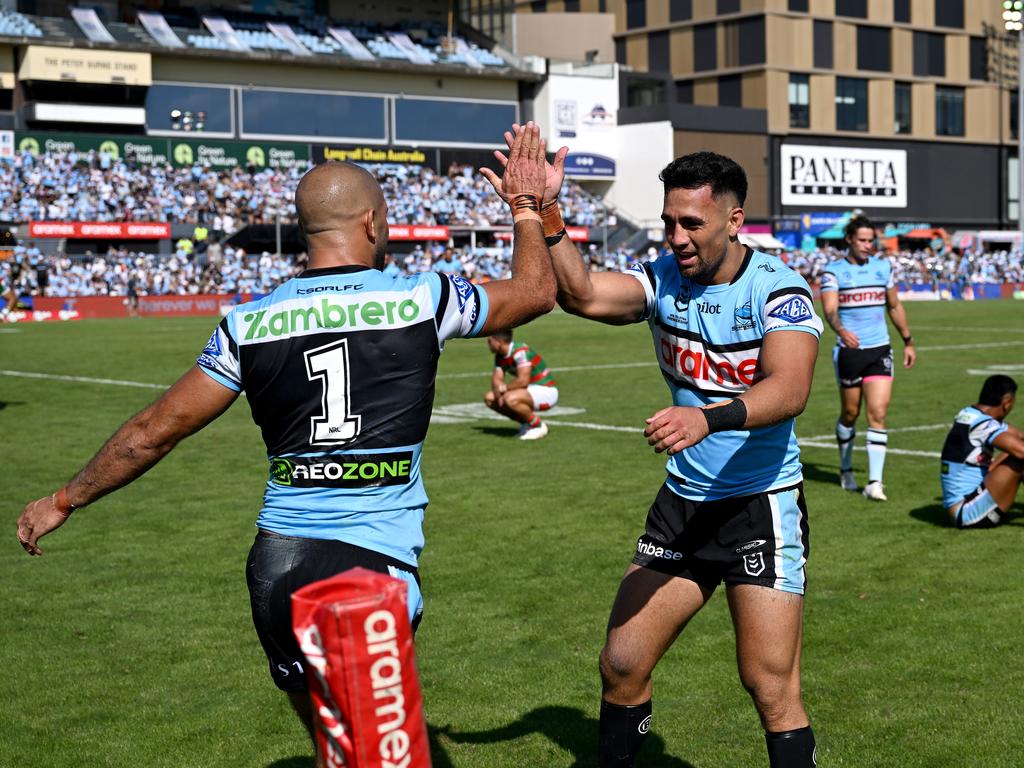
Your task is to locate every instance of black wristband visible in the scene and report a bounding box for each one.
[902,335,913,344]
[701,399,747,434]
[545,229,567,247]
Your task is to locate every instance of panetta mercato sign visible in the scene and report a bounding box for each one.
[781,145,907,208]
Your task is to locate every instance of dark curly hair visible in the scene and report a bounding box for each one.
[659,152,748,206]
[844,214,876,241]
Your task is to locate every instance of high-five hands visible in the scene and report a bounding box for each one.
[480,122,568,208]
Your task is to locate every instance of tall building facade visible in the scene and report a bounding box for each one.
[475,0,1023,230]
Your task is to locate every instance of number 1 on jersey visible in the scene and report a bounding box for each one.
[304,339,362,445]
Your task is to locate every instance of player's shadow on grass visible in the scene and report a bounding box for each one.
[437,705,696,768]
[264,730,457,768]
[909,501,1024,527]
[0,399,25,410]
[473,424,521,438]
[795,459,842,487]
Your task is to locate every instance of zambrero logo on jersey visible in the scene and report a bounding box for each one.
[768,296,813,324]
[658,332,761,393]
[241,297,422,341]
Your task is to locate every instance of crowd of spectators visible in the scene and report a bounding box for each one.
[6,240,1022,301]
[0,151,605,230]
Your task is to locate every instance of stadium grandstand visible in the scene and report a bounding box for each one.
[0,0,1021,318]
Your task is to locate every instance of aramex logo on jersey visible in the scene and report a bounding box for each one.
[837,289,886,306]
[658,333,761,392]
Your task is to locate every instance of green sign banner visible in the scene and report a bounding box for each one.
[14,132,310,170]
[167,138,309,169]
[15,132,169,165]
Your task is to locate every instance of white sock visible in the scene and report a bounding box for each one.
[866,429,888,483]
[836,420,855,472]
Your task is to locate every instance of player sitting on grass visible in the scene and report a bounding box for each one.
[940,374,1024,528]
[484,329,558,440]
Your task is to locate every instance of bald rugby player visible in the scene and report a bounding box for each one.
[16,123,555,761]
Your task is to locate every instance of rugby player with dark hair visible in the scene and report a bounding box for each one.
[484,328,559,440]
[487,137,822,767]
[17,122,556,766]
[820,214,916,501]
[940,375,1024,528]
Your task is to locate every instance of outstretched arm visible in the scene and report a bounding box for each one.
[484,123,647,325]
[476,122,556,335]
[16,366,239,555]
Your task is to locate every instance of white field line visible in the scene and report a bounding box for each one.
[801,423,948,442]
[437,361,654,380]
[914,325,1024,334]
[799,440,940,458]
[0,369,168,389]
[916,340,1024,351]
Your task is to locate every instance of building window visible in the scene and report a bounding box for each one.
[615,37,626,64]
[789,73,809,128]
[531,1,546,12]
[935,86,964,136]
[894,82,911,134]
[835,0,867,18]
[564,0,580,11]
[913,31,945,77]
[719,74,742,107]
[670,0,692,22]
[813,20,833,69]
[626,0,645,29]
[146,84,234,134]
[241,90,387,140]
[788,0,809,11]
[395,99,518,145]
[1012,90,1019,140]
[894,0,910,22]
[738,16,766,66]
[717,0,740,13]
[857,26,891,72]
[970,37,987,81]
[835,77,868,131]
[694,23,717,71]
[676,80,694,104]
[648,30,669,72]
[934,0,963,29]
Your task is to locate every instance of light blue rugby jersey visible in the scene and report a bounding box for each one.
[627,249,823,501]
[196,265,489,567]
[819,255,895,349]
[939,406,1009,508]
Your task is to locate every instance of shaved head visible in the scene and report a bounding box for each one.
[295,161,389,269]
[295,161,385,236]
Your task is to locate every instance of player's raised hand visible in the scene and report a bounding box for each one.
[644,406,711,455]
[17,492,73,556]
[482,122,568,207]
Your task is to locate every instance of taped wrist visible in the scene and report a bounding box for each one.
[511,193,542,223]
[701,399,747,433]
[53,487,78,517]
[541,201,565,237]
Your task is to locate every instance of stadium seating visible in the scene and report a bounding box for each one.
[0,10,43,37]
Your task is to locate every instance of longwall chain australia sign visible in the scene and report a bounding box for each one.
[781,145,907,208]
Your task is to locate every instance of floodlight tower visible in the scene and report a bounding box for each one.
[1004,0,1024,244]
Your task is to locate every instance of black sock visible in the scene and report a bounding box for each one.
[599,699,651,768]
[765,725,816,767]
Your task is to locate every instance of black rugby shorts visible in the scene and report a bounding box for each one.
[246,530,422,692]
[834,344,893,388]
[631,483,810,595]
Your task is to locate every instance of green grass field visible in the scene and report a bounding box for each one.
[2,300,1022,767]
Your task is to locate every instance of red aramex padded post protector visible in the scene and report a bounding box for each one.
[292,567,431,768]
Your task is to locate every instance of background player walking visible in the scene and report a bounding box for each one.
[821,214,916,501]
[484,329,559,440]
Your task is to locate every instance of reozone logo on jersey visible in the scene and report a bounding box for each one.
[658,333,761,392]
[768,296,813,324]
